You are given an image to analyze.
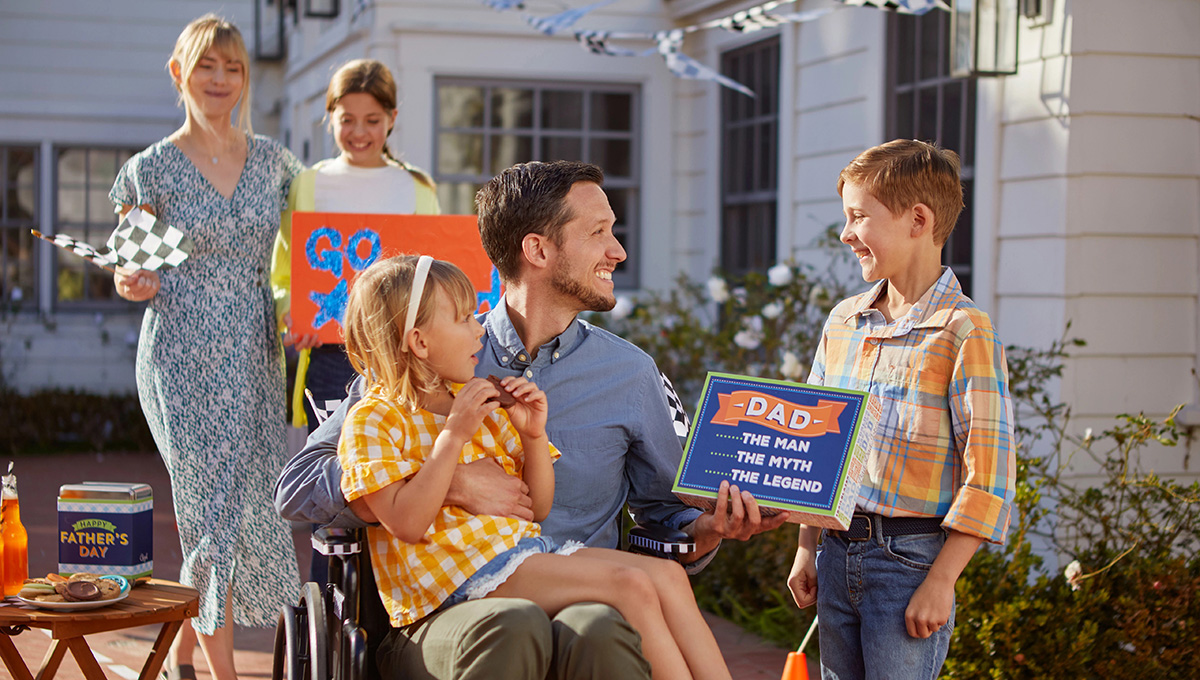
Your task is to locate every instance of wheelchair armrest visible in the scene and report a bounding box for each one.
[312,527,364,557]
[627,523,695,561]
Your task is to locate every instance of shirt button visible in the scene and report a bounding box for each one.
[525,370,533,378]
[553,352,560,360]
[501,356,510,363]
[518,354,527,361]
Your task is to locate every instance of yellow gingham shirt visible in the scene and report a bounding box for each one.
[338,384,560,626]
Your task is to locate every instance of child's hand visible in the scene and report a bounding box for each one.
[787,542,818,609]
[493,376,547,439]
[905,573,955,638]
[443,378,500,444]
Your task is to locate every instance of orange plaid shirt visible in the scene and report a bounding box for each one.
[338,384,560,626]
[811,269,1015,544]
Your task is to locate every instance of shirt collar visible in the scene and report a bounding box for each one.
[482,297,584,368]
[843,267,962,333]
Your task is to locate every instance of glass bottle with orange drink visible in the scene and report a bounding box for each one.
[2,463,28,596]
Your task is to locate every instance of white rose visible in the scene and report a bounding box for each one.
[768,263,793,286]
[781,351,806,381]
[762,302,783,319]
[733,329,761,350]
[610,295,634,320]
[707,277,729,303]
[1064,560,1083,591]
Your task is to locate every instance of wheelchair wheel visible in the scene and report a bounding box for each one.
[272,582,331,680]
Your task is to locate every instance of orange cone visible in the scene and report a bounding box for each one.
[781,651,809,680]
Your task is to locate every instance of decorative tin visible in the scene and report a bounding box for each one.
[58,482,153,579]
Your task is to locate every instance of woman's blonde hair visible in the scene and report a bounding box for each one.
[343,255,478,409]
[167,14,253,134]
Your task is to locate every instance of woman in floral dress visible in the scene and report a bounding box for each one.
[112,14,301,680]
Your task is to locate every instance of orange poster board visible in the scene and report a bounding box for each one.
[291,213,500,344]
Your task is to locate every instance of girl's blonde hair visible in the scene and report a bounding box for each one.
[344,255,478,409]
[168,14,253,134]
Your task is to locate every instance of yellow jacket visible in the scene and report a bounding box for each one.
[271,158,440,427]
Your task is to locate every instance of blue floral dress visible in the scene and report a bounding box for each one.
[110,135,304,633]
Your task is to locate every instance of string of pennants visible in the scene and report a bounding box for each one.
[480,0,949,97]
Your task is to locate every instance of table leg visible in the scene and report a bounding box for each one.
[138,620,183,680]
[0,633,36,680]
[34,638,69,680]
[64,637,108,680]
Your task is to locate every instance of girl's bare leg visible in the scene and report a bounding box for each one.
[571,549,731,680]
[487,552,693,680]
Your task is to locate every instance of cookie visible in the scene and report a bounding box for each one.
[486,375,517,407]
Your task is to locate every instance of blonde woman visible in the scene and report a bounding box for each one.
[111,14,302,680]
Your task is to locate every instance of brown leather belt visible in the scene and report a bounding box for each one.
[828,513,945,542]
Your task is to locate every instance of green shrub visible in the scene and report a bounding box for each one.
[597,245,1199,676]
[0,387,155,454]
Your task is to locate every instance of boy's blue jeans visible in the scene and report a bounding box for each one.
[816,519,953,680]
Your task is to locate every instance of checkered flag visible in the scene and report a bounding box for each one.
[105,208,194,271]
[305,390,345,426]
[655,29,756,98]
[660,370,691,438]
[31,230,120,272]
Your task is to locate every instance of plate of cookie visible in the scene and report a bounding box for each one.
[16,573,131,611]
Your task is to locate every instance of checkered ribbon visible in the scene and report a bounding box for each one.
[526,0,615,35]
[305,389,345,426]
[576,30,655,57]
[655,29,756,98]
[837,0,948,15]
[660,370,691,438]
[105,208,194,271]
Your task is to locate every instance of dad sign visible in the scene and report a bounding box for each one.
[290,213,501,344]
[672,372,881,530]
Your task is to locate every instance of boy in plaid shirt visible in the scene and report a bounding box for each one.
[787,140,1016,679]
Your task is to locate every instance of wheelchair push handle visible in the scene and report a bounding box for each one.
[627,523,695,561]
[312,527,364,557]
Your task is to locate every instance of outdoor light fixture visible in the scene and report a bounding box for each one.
[950,0,1019,77]
[304,0,340,18]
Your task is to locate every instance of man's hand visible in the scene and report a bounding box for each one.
[446,458,534,521]
[686,480,790,558]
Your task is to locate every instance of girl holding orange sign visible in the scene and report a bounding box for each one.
[271,59,440,434]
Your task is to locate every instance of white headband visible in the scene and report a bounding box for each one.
[401,255,434,349]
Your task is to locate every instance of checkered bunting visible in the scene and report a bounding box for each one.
[525,0,615,35]
[655,29,757,98]
[105,207,194,271]
[660,370,691,438]
[305,389,345,426]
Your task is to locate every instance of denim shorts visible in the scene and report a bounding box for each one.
[439,536,584,611]
[816,520,952,680]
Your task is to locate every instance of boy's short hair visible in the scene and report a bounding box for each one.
[837,139,964,247]
[475,160,605,282]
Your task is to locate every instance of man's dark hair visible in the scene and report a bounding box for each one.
[475,160,605,282]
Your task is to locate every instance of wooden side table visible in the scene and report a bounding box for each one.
[0,579,199,680]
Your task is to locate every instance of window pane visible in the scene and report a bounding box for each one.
[918,88,938,143]
[437,133,484,175]
[942,82,963,154]
[58,187,86,224]
[542,90,583,130]
[439,86,485,128]
[89,151,120,184]
[895,91,914,138]
[540,136,582,162]
[490,135,533,175]
[588,138,631,178]
[491,88,534,129]
[918,12,941,80]
[436,181,483,216]
[89,188,116,224]
[606,187,628,226]
[895,17,915,84]
[590,92,632,131]
[58,149,88,188]
[1,229,35,304]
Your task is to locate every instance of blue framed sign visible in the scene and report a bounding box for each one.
[672,372,880,530]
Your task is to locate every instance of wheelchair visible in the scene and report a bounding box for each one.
[272,521,695,680]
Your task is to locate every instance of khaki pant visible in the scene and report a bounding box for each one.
[376,599,650,680]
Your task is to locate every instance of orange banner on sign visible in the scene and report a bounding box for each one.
[710,390,848,437]
[291,212,500,344]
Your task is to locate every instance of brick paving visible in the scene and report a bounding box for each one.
[7,451,812,679]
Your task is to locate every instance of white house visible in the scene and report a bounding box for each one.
[2,0,1196,482]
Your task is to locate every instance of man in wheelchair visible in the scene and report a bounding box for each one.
[275,161,789,680]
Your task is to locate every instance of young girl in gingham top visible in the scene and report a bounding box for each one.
[338,255,732,680]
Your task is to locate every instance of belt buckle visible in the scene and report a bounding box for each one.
[847,515,872,541]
